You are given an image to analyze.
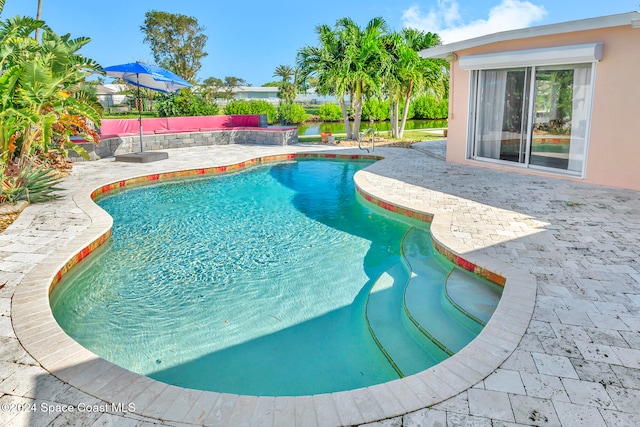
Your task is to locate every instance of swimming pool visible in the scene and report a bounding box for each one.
[50,159,502,396]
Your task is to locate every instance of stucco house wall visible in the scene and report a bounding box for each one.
[429,13,640,191]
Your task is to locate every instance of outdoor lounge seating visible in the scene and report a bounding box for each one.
[99,114,262,140]
[79,114,298,160]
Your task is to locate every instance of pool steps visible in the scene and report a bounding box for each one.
[365,261,447,377]
[444,268,503,325]
[365,227,500,376]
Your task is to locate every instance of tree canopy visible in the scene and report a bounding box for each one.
[273,64,297,104]
[382,28,445,138]
[297,17,390,139]
[140,10,208,83]
[201,76,247,101]
[297,17,447,139]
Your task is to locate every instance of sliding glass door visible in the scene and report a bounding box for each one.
[474,68,530,164]
[529,65,592,173]
[471,63,593,175]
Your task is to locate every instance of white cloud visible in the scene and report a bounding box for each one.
[402,0,547,43]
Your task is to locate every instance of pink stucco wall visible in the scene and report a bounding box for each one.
[446,25,640,191]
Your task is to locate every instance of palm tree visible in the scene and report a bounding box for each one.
[297,17,388,140]
[273,64,294,83]
[35,0,43,41]
[335,17,388,140]
[273,64,296,104]
[382,28,445,138]
[298,23,354,137]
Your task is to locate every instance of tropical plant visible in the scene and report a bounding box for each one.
[140,10,208,83]
[273,64,297,104]
[156,89,218,117]
[297,17,389,140]
[223,99,278,124]
[273,64,295,83]
[0,30,103,161]
[0,158,61,204]
[382,28,445,138]
[278,103,307,124]
[338,17,389,138]
[0,15,45,71]
[318,103,343,121]
[298,24,347,134]
[412,93,448,119]
[0,0,102,204]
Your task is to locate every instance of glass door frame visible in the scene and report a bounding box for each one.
[468,62,596,178]
[470,68,532,168]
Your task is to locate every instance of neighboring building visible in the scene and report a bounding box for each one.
[295,87,339,104]
[221,86,338,105]
[420,12,640,191]
[232,86,279,102]
[96,84,129,107]
[98,83,340,108]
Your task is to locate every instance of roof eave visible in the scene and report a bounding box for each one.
[420,11,640,59]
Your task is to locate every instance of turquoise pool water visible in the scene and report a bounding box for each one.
[50,159,501,396]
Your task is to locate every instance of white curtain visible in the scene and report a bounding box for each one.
[476,71,507,159]
[568,67,592,173]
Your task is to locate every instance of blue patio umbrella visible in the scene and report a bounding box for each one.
[103,62,192,152]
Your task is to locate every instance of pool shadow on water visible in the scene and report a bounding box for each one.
[268,159,414,279]
[148,282,400,396]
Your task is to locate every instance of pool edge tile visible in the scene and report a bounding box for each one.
[249,396,277,427]
[273,396,296,427]
[311,393,341,427]
[331,390,366,426]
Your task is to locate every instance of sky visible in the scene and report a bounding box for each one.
[2,0,637,86]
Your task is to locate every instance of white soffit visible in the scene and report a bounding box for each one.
[459,43,603,70]
[420,12,639,59]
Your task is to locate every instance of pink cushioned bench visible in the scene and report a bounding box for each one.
[99,115,261,140]
[230,115,259,127]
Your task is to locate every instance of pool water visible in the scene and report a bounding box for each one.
[50,159,501,396]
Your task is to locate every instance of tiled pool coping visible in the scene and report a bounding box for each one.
[11,149,536,426]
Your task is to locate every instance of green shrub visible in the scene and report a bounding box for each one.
[248,100,278,124]
[223,99,252,115]
[318,103,343,121]
[156,89,219,117]
[411,94,448,119]
[362,98,390,121]
[278,103,308,124]
[224,100,278,124]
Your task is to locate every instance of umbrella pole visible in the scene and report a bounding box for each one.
[137,74,143,153]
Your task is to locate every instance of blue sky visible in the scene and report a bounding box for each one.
[2,0,636,85]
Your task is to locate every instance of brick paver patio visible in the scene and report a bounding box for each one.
[0,142,638,426]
